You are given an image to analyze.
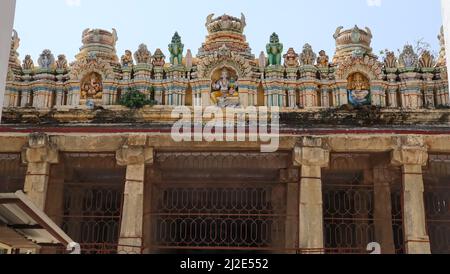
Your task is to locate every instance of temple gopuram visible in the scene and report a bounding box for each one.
[1,14,450,254]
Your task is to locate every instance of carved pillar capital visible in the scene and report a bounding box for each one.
[293,137,330,168]
[391,136,428,167]
[116,134,154,166]
[22,132,59,164]
[21,132,58,210]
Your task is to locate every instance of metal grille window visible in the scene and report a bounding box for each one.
[59,153,126,254]
[424,154,450,254]
[323,171,375,253]
[391,184,405,254]
[146,152,298,253]
[0,153,26,193]
[323,153,404,254]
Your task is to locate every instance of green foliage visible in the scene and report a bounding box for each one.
[119,87,156,109]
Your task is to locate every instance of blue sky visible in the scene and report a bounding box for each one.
[14,0,442,63]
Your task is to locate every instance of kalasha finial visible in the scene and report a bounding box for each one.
[205,13,247,34]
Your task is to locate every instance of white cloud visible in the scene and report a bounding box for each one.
[367,0,382,7]
[65,0,81,7]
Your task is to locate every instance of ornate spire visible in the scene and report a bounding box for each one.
[437,25,447,67]
[333,25,374,64]
[205,13,247,34]
[77,28,119,65]
[9,30,21,70]
[398,45,418,68]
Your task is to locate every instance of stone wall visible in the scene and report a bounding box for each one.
[0,132,449,254]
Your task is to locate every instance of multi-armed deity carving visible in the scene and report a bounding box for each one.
[347,72,371,106]
[55,55,68,71]
[134,44,152,64]
[152,49,166,67]
[22,55,34,71]
[398,45,418,68]
[316,50,330,68]
[81,72,103,100]
[266,33,283,66]
[121,50,134,67]
[283,48,299,68]
[168,32,184,66]
[38,49,55,69]
[299,44,316,66]
[211,67,239,107]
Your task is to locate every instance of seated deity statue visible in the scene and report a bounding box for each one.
[211,68,239,106]
[317,50,329,68]
[81,73,103,100]
[347,73,371,106]
[121,50,134,67]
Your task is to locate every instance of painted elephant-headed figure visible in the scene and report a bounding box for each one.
[168,32,184,66]
[266,33,283,66]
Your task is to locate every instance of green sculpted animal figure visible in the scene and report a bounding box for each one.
[266,33,283,66]
[168,32,184,66]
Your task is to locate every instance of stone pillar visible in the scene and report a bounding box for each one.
[436,83,447,106]
[116,135,154,254]
[320,86,330,108]
[373,165,396,254]
[386,84,399,108]
[399,71,422,109]
[370,81,387,107]
[293,137,330,254]
[301,82,319,108]
[391,136,431,254]
[287,88,297,108]
[22,133,59,210]
[264,66,285,107]
[334,81,348,107]
[67,81,80,107]
[0,0,16,122]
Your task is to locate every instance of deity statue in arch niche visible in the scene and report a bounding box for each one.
[211,67,240,107]
[347,72,371,106]
[81,72,103,100]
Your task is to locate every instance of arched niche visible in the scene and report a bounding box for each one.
[80,72,103,103]
[210,66,240,107]
[347,72,371,106]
